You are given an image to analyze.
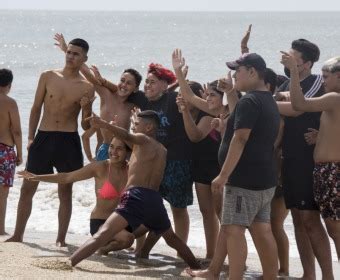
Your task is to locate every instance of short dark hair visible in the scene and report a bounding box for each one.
[69,38,89,53]
[276,75,289,88]
[0,68,13,87]
[291,39,320,66]
[123,68,142,88]
[137,110,160,128]
[188,81,203,97]
[264,68,277,94]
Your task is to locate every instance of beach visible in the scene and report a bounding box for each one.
[2,228,339,279]
[1,10,340,279]
[0,229,303,279]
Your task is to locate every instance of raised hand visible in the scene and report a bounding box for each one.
[199,84,209,100]
[54,33,68,53]
[241,24,252,54]
[172,49,186,71]
[131,107,141,131]
[217,71,233,93]
[280,51,297,70]
[17,170,38,181]
[90,65,105,85]
[176,93,188,113]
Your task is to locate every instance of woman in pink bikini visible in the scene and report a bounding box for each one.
[18,137,134,254]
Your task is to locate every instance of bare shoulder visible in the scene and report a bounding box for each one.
[0,95,17,109]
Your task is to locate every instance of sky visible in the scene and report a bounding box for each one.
[2,0,340,11]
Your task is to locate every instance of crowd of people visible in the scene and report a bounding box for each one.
[0,26,339,279]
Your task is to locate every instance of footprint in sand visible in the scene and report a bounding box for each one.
[31,258,73,271]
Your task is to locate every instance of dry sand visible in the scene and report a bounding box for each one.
[0,229,338,279]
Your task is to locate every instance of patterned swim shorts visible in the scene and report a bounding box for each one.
[0,143,16,187]
[313,162,340,220]
[159,160,193,208]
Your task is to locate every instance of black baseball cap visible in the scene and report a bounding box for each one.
[226,53,266,72]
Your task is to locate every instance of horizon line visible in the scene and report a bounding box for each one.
[1,9,339,12]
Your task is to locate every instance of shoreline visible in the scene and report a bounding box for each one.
[0,229,313,279]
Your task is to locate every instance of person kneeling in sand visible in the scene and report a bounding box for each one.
[19,136,134,255]
[64,110,201,269]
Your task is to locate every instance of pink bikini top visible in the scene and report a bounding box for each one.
[98,163,126,200]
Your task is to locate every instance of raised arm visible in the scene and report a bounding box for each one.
[90,65,118,93]
[281,51,340,112]
[87,115,149,145]
[241,24,252,54]
[54,33,118,92]
[18,162,99,184]
[176,95,213,142]
[9,99,22,165]
[217,71,239,114]
[28,72,48,149]
[172,49,214,114]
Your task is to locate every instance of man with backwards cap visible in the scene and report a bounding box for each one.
[188,53,280,279]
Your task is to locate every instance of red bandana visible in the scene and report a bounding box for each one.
[148,63,176,85]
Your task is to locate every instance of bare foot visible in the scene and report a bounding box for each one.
[5,235,23,242]
[185,268,219,280]
[56,241,67,247]
[0,231,9,236]
[135,250,149,259]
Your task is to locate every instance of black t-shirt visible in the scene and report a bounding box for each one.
[192,111,221,161]
[279,74,324,160]
[128,91,192,160]
[218,91,280,190]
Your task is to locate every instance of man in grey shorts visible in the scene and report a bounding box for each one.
[188,53,280,279]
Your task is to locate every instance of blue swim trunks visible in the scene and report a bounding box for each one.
[159,160,193,208]
[96,143,110,161]
[115,186,171,235]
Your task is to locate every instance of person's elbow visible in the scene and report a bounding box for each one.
[291,100,306,111]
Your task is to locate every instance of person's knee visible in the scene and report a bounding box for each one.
[223,225,245,238]
[198,203,214,218]
[171,207,188,220]
[58,185,73,201]
[0,186,9,199]
[20,181,38,198]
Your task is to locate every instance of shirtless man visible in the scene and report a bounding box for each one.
[282,54,340,262]
[0,69,22,235]
[6,38,95,246]
[54,34,141,160]
[67,110,200,269]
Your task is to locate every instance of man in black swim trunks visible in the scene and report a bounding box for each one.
[6,38,94,246]
[276,39,333,279]
[68,110,201,270]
